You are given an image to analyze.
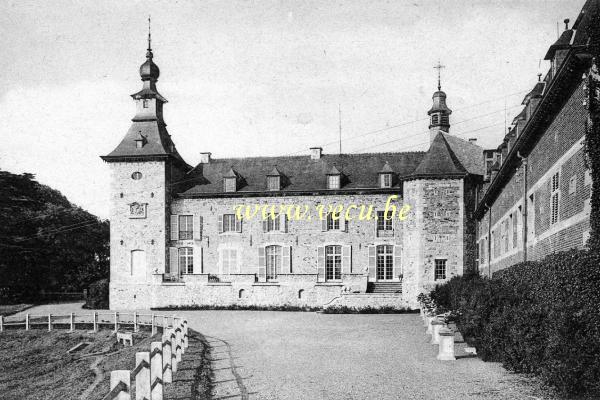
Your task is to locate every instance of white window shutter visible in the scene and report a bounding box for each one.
[368,245,376,280]
[394,245,402,278]
[375,211,379,237]
[235,216,242,233]
[193,246,202,274]
[193,215,201,240]
[282,246,291,274]
[262,219,268,232]
[281,213,288,233]
[170,215,179,241]
[317,246,325,282]
[218,215,223,234]
[321,215,328,231]
[258,247,266,282]
[342,216,348,232]
[169,247,178,276]
[342,245,351,274]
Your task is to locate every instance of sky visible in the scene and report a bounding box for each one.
[0,0,587,219]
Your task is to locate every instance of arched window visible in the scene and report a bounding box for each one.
[238,289,245,299]
[266,245,282,280]
[325,245,342,281]
[298,289,304,299]
[376,245,393,281]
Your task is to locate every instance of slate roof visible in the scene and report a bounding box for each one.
[179,132,484,196]
[180,152,426,196]
[410,133,468,179]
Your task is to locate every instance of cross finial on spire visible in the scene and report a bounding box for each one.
[147,15,152,51]
[434,60,445,91]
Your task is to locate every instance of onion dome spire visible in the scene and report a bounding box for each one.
[140,16,160,82]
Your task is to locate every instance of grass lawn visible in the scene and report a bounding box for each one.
[0,328,211,400]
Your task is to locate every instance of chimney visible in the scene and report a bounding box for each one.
[468,138,477,144]
[310,147,323,160]
[199,152,212,164]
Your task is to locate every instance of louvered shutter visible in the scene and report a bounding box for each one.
[342,245,351,274]
[368,245,376,280]
[282,246,291,274]
[193,246,202,274]
[317,246,325,282]
[235,216,242,233]
[342,215,348,232]
[262,219,268,232]
[170,215,179,240]
[394,245,402,278]
[375,211,379,237]
[169,247,178,276]
[218,215,223,233]
[321,214,328,231]
[193,215,202,240]
[258,247,266,282]
[281,214,288,233]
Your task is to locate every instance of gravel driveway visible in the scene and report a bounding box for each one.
[11,304,555,400]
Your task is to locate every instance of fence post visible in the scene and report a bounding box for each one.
[151,314,156,336]
[110,370,131,400]
[0,315,3,332]
[93,312,98,332]
[48,314,52,331]
[133,312,138,333]
[135,352,150,400]
[114,312,119,333]
[70,313,75,332]
[150,341,164,400]
[162,332,173,383]
[175,326,183,361]
[170,329,178,373]
[183,320,188,349]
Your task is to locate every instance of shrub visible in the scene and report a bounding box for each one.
[429,249,600,395]
[84,279,109,309]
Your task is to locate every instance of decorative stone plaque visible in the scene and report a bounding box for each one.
[129,202,147,219]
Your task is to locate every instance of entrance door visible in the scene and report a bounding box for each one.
[376,245,394,280]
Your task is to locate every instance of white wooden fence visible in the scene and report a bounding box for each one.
[0,312,179,335]
[104,318,189,400]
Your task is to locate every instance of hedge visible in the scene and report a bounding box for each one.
[83,278,109,309]
[429,249,600,395]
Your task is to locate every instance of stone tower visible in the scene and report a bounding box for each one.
[101,29,188,309]
[428,63,452,143]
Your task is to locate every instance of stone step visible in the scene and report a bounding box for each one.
[366,282,403,294]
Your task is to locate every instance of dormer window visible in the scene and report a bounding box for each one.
[143,99,149,108]
[328,174,340,189]
[224,177,237,192]
[267,167,283,191]
[134,132,147,149]
[380,173,392,188]
[267,176,280,191]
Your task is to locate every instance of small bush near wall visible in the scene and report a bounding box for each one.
[84,279,109,309]
[429,249,600,396]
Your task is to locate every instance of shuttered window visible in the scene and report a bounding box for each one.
[325,245,342,281]
[266,245,282,280]
[376,245,393,281]
[178,215,193,240]
[377,211,393,232]
[223,214,236,232]
[327,213,340,230]
[179,247,194,274]
[551,172,560,225]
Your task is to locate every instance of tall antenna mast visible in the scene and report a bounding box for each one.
[148,15,152,50]
[338,104,342,156]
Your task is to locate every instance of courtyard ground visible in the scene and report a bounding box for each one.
[8,303,559,400]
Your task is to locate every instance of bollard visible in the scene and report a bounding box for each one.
[93,312,98,332]
[48,314,52,331]
[25,314,30,331]
[114,312,119,333]
[70,313,75,332]
[162,333,173,383]
[133,312,138,333]
[175,327,183,360]
[431,319,446,345]
[437,327,456,361]
[170,329,178,373]
[135,352,150,400]
[110,370,131,400]
[150,342,164,400]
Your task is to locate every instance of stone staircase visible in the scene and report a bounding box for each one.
[367,282,403,294]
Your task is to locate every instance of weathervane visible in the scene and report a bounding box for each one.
[434,60,445,91]
[147,15,152,51]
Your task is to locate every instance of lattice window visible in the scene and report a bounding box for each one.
[178,215,193,240]
[179,247,194,274]
[325,245,342,281]
[551,172,560,225]
[377,211,393,232]
[434,259,446,280]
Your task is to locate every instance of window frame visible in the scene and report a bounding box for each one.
[266,214,281,232]
[376,211,393,232]
[325,245,342,281]
[224,177,237,192]
[550,172,560,225]
[380,173,392,188]
[376,244,394,281]
[222,214,237,233]
[178,215,193,240]
[326,213,341,231]
[267,176,280,191]
[434,258,447,280]
[327,174,341,190]
[265,245,282,280]
[179,247,194,274]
